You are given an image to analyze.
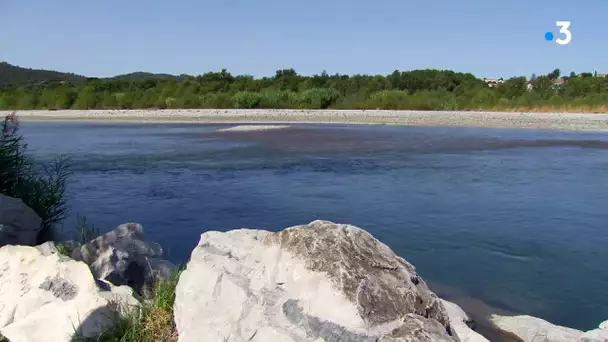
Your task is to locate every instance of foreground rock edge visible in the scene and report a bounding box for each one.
[490,314,608,342]
[1,217,606,341]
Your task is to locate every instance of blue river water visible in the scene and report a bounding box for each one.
[20,122,608,331]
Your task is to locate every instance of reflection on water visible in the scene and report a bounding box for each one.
[21,122,608,331]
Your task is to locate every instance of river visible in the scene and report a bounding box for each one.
[21,122,608,331]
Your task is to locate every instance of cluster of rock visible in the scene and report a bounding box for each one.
[0,194,175,341]
[1,193,607,341]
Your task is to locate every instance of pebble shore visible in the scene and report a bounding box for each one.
[6,109,608,131]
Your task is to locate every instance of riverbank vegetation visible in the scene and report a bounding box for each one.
[1,66,608,112]
[0,112,70,243]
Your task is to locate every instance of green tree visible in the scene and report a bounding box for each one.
[1,64,608,112]
[548,68,561,80]
[497,77,527,99]
[73,87,98,109]
[531,76,555,99]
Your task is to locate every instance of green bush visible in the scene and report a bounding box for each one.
[0,113,71,243]
[232,91,263,109]
[298,88,341,109]
[259,90,297,108]
[199,93,232,108]
[365,90,409,109]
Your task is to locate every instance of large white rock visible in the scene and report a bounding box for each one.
[0,195,42,247]
[440,300,488,342]
[175,220,458,341]
[0,245,139,342]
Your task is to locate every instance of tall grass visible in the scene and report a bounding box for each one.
[0,112,71,243]
[73,269,183,342]
[54,214,101,256]
[75,213,100,244]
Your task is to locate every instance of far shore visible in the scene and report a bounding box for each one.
[6,109,608,132]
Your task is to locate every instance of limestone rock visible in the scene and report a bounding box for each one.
[71,223,175,296]
[490,315,584,341]
[35,241,60,256]
[174,220,457,341]
[95,279,141,309]
[0,195,42,247]
[0,244,139,342]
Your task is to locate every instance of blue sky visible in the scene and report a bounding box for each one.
[0,0,605,79]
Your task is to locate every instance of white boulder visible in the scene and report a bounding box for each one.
[174,220,458,341]
[0,245,138,342]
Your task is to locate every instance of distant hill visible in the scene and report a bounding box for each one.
[0,62,86,86]
[0,62,187,86]
[111,72,186,81]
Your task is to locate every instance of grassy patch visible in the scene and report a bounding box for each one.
[75,213,99,245]
[73,269,182,342]
[53,214,99,257]
[55,242,72,256]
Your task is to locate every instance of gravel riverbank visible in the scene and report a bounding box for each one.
[6,109,608,131]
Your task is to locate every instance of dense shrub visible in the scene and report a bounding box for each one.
[232,91,263,109]
[365,90,409,110]
[298,87,341,109]
[259,90,298,108]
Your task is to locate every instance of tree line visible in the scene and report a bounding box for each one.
[1,67,608,112]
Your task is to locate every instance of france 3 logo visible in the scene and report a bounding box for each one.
[545,21,572,45]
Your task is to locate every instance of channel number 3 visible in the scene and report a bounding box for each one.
[555,21,572,45]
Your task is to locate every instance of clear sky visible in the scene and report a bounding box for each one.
[1,0,605,79]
